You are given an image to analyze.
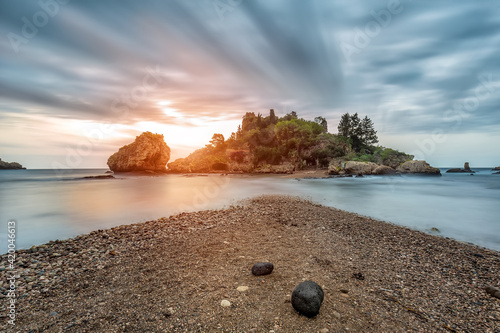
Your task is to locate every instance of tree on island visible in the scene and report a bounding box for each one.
[207,133,226,151]
[337,113,378,152]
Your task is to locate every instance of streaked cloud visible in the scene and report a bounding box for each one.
[0,0,499,167]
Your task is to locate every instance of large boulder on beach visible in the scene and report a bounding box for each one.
[0,158,25,170]
[291,280,324,317]
[372,165,397,175]
[396,160,441,175]
[344,161,378,175]
[107,132,170,172]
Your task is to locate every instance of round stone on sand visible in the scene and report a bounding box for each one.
[220,300,231,307]
[237,286,249,292]
[291,280,324,317]
[251,262,274,276]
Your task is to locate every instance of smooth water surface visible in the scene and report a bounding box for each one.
[1,168,499,252]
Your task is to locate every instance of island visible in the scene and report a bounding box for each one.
[0,158,26,170]
[166,110,440,176]
[446,162,475,173]
[107,132,170,173]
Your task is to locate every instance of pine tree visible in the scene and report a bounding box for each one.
[337,113,378,152]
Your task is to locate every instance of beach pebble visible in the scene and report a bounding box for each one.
[291,280,324,317]
[252,262,274,276]
[221,299,231,307]
[237,286,249,292]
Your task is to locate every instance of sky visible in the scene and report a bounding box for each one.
[1,0,499,169]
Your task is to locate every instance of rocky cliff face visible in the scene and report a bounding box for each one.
[0,158,25,169]
[344,161,378,175]
[396,160,441,175]
[107,132,170,172]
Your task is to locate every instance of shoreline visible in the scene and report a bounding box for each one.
[1,195,499,332]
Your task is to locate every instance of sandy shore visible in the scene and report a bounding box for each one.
[1,196,499,332]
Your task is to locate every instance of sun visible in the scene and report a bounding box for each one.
[157,100,172,106]
[157,100,183,118]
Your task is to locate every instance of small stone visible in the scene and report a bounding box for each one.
[332,311,341,319]
[291,280,324,317]
[221,299,231,307]
[252,262,274,276]
[50,311,58,316]
[319,329,329,333]
[237,286,249,292]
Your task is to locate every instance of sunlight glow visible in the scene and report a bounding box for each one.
[162,107,183,118]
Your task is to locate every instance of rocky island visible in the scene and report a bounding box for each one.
[165,110,440,176]
[0,158,26,170]
[107,132,170,172]
[446,162,475,173]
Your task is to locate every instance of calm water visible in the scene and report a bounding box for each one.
[1,168,499,252]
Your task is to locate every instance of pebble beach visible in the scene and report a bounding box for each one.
[1,195,499,332]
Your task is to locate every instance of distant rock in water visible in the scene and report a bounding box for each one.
[396,160,441,175]
[0,158,26,170]
[446,162,476,173]
[492,166,500,171]
[107,132,170,172]
[82,175,115,180]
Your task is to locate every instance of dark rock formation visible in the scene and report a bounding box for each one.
[291,280,324,317]
[107,132,170,172]
[446,162,476,173]
[492,166,500,171]
[0,158,26,170]
[82,175,115,180]
[396,160,441,175]
[251,262,274,276]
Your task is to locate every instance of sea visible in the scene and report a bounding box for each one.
[1,168,499,253]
